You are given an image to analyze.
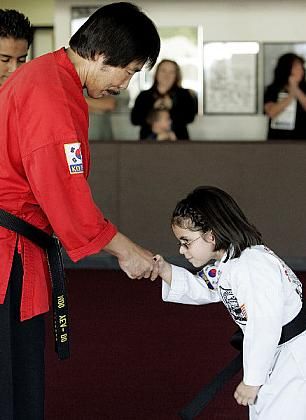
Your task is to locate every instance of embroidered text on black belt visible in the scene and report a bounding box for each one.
[0,208,70,360]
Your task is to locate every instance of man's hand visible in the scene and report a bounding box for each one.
[118,243,158,280]
[234,381,260,406]
[104,232,159,280]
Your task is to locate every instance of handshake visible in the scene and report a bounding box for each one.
[104,232,172,284]
[121,252,172,286]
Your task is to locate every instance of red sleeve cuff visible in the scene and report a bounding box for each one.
[67,222,118,262]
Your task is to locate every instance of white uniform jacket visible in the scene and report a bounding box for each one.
[162,245,303,387]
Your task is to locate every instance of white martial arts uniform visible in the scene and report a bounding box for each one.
[162,245,306,420]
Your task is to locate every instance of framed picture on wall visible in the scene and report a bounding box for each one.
[203,41,259,114]
[263,42,306,89]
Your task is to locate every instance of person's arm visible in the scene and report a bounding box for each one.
[104,231,158,279]
[154,254,221,305]
[153,254,172,284]
[170,89,198,125]
[85,96,116,113]
[264,95,294,119]
[294,88,306,110]
[22,142,158,280]
[232,253,284,405]
[288,76,306,111]
[130,91,155,126]
[234,382,260,407]
[264,83,295,119]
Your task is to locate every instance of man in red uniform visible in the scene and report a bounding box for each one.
[0,3,160,419]
[0,9,33,87]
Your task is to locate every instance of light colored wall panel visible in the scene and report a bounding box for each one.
[53,0,306,141]
[1,0,54,25]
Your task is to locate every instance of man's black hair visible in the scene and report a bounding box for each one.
[0,9,33,46]
[69,2,160,69]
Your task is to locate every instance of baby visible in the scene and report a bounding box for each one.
[145,108,177,141]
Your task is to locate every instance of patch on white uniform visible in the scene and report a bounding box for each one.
[64,143,84,174]
[219,286,247,325]
[198,264,219,290]
[240,304,248,319]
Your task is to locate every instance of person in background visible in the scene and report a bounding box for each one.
[264,53,306,140]
[86,90,131,141]
[145,108,177,141]
[131,58,198,140]
[86,95,117,140]
[0,2,160,419]
[154,186,306,420]
[0,8,33,87]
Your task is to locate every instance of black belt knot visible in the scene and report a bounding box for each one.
[0,208,70,360]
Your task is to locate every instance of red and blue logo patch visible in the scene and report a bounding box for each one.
[198,265,219,290]
[64,143,84,174]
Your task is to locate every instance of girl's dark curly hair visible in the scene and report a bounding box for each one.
[0,9,33,46]
[172,186,262,259]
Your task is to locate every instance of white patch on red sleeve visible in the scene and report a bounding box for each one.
[64,143,84,174]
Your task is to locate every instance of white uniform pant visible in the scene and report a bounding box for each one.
[249,332,306,420]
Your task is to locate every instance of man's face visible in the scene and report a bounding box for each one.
[0,36,29,86]
[85,56,143,98]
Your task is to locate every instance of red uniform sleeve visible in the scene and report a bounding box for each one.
[22,141,117,262]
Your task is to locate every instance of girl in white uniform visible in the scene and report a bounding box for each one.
[154,186,306,420]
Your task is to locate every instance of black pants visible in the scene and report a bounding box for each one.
[0,250,45,420]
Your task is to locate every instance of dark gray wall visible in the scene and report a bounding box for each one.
[69,141,306,269]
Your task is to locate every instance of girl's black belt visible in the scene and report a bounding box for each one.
[179,300,306,419]
[0,208,69,360]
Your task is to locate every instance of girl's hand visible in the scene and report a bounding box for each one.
[234,381,260,406]
[152,254,172,285]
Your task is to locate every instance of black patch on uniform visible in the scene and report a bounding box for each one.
[219,286,247,326]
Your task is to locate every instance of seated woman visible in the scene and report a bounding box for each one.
[131,59,198,140]
[264,53,306,140]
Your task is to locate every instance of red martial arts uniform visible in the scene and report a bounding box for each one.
[0,48,117,321]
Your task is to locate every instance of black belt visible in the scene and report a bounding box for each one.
[179,302,306,419]
[0,209,70,360]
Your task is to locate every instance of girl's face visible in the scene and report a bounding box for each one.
[172,225,224,267]
[291,60,304,83]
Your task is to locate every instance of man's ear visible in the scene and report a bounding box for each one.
[94,53,106,63]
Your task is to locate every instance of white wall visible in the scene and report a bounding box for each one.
[1,0,54,25]
[54,0,306,141]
